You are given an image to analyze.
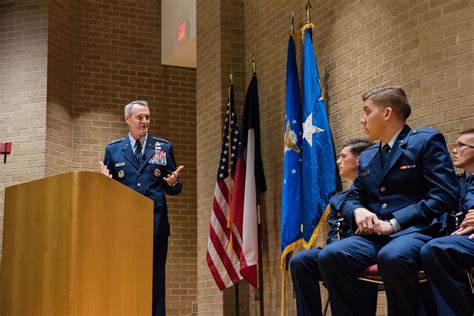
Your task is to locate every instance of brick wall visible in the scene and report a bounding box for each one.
[197,0,474,315]
[0,0,48,255]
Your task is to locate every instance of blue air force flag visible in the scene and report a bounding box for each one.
[280,34,303,269]
[301,28,336,248]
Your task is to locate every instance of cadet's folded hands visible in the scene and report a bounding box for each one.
[452,209,474,239]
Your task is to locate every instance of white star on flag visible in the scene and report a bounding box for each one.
[303,113,324,146]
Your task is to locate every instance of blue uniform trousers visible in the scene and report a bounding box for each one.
[290,248,324,316]
[319,233,432,316]
[290,248,377,316]
[152,235,168,316]
[421,235,474,316]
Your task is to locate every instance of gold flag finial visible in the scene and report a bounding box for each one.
[305,0,312,24]
[300,0,315,39]
[252,57,256,75]
[229,73,233,85]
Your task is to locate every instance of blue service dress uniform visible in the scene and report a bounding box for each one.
[103,134,182,316]
[290,190,377,316]
[420,174,474,316]
[318,125,460,316]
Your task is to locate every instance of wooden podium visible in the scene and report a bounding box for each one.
[1,171,153,316]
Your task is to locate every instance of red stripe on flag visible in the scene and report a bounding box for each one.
[206,252,227,290]
[207,180,243,290]
[212,181,231,233]
[230,157,246,235]
[208,223,241,284]
[240,265,257,288]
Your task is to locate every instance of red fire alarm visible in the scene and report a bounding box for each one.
[1,141,12,163]
[177,21,190,44]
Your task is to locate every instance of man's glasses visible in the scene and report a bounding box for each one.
[453,142,474,151]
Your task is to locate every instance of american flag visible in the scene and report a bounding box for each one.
[206,84,243,290]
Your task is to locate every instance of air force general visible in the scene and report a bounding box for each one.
[100,100,183,316]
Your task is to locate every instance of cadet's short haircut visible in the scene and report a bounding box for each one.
[342,138,373,156]
[362,86,411,120]
[460,128,474,136]
[124,100,148,117]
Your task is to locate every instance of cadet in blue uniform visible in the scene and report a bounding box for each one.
[290,138,376,316]
[420,128,474,316]
[318,86,460,316]
[100,100,183,316]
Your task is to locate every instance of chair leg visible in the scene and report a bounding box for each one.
[323,296,330,316]
[468,271,474,293]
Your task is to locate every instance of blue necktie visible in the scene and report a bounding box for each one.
[381,144,390,168]
[134,141,142,161]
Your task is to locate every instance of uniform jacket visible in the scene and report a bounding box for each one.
[327,190,353,244]
[459,173,474,213]
[448,174,474,232]
[103,134,182,236]
[342,125,460,237]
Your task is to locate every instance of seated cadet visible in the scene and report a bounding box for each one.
[318,86,459,316]
[420,128,474,316]
[290,138,376,316]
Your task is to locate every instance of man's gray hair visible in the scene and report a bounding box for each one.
[124,100,148,117]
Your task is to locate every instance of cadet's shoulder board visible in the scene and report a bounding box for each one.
[411,127,437,135]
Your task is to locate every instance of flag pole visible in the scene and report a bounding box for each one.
[257,203,264,316]
[228,73,241,316]
[252,57,265,316]
[279,14,297,316]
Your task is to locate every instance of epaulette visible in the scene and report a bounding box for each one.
[107,137,124,145]
[410,127,438,135]
[152,136,171,144]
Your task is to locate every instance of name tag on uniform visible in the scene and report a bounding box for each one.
[399,164,416,170]
[115,162,125,167]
